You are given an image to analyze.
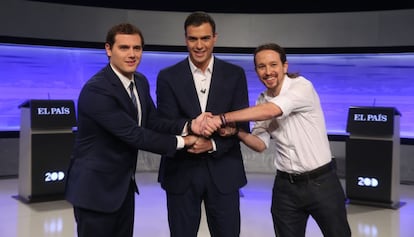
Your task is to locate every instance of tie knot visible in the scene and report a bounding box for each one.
[129,81,134,90]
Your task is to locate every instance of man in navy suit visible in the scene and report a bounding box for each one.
[65,23,201,237]
[156,12,250,237]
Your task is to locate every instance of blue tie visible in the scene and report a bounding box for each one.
[129,81,137,108]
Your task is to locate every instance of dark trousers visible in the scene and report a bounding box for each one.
[166,162,241,237]
[271,169,351,237]
[74,181,135,237]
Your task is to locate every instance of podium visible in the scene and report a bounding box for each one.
[17,100,76,202]
[345,106,403,209]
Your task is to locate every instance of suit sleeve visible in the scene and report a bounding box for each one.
[78,79,178,156]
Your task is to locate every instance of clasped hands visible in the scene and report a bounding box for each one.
[183,112,238,154]
[191,112,239,137]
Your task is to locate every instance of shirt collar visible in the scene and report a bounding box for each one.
[188,56,214,75]
[110,64,134,90]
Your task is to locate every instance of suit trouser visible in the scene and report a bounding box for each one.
[74,181,135,237]
[166,161,241,237]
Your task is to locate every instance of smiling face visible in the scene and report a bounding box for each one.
[185,22,217,72]
[254,49,288,96]
[105,33,143,79]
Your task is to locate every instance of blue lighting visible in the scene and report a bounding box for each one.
[0,43,413,138]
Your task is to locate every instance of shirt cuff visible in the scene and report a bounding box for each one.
[182,121,189,136]
[209,138,217,153]
[176,136,185,149]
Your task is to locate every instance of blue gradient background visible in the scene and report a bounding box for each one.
[1,43,413,138]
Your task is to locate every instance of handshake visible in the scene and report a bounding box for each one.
[189,112,238,138]
[182,112,239,154]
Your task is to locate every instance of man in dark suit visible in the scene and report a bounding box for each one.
[156,12,250,237]
[65,23,200,237]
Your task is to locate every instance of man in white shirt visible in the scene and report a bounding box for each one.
[206,43,352,237]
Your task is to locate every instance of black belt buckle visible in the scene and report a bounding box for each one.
[288,173,295,183]
[288,173,304,183]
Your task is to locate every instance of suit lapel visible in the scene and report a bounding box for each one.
[104,65,139,120]
[206,58,222,113]
[180,60,203,115]
[135,77,147,126]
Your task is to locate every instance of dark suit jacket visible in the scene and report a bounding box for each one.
[65,64,186,213]
[156,57,250,194]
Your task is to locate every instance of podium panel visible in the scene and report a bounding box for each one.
[18,100,76,202]
[30,133,74,197]
[346,106,398,137]
[346,139,395,203]
[345,106,402,209]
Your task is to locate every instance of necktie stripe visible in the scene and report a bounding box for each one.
[129,82,137,108]
[129,81,141,125]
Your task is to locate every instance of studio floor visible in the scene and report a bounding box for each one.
[0,172,413,237]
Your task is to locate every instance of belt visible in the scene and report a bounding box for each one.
[276,161,333,183]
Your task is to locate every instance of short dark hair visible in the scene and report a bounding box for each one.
[184,11,216,36]
[105,23,145,49]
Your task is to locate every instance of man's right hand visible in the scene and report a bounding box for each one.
[190,112,215,137]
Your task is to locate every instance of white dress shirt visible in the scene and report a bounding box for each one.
[251,75,332,173]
